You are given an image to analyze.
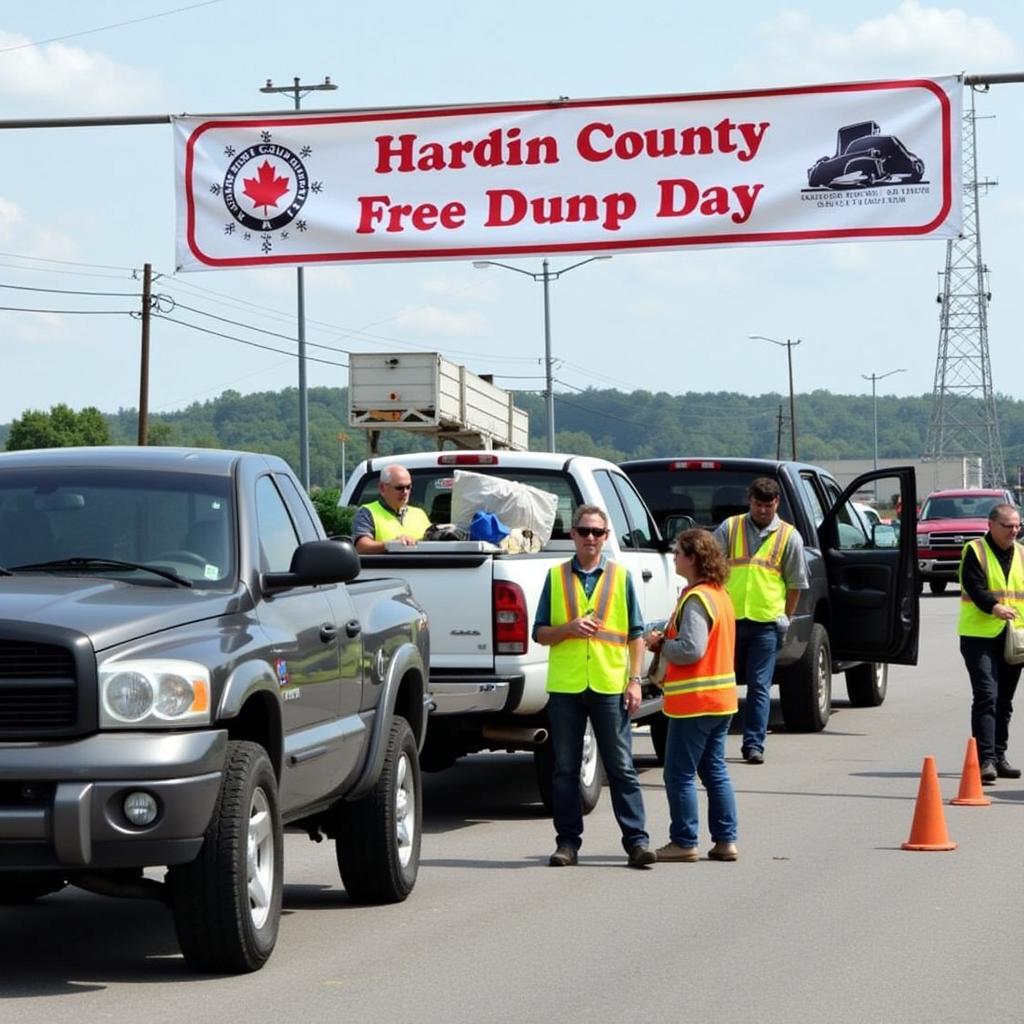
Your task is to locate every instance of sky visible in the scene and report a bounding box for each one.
[1,0,1023,431]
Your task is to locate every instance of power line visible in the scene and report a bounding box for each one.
[0,305,132,315]
[152,313,348,367]
[0,251,135,273]
[0,0,225,54]
[0,282,139,298]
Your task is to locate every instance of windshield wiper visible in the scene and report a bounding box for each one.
[0,565,12,576]
[8,557,193,588]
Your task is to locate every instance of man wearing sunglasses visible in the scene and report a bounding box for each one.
[353,463,431,554]
[958,502,1024,783]
[533,505,655,869]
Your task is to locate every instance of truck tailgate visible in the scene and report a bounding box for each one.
[357,551,495,666]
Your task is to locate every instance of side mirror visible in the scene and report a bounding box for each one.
[872,523,898,549]
[663,514,696,540]
[262,538,360,592]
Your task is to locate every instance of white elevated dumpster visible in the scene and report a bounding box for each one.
[348,352,529,450]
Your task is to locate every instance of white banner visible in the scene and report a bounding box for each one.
[174,76,962,271]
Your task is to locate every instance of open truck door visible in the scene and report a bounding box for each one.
[819,467,919,665]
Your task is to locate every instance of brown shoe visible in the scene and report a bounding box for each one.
[708,842,738,862]
[627,845,656,869]
[656,842,699,863]
[548,845,578,867]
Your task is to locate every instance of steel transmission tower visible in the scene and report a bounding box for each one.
[925,87,1006,487]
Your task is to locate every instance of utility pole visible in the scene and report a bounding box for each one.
[751,335,802,460]
[259,75,337,488]
[137,262,152,446]
[776,404,784,461]
[861,368,906,501]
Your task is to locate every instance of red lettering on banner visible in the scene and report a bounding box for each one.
[484,189,637,231]
[656,179,764,224]
[374,128,559,173]
[355,195,467,233]
[577,119,770,163]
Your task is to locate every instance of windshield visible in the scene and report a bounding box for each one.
[920,495,1004,521]
[0,467,235,586]
[624,467,794,532]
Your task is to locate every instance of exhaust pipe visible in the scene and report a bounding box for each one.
[481,725,548,749]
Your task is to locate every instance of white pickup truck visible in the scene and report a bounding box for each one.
[340,451,680,810]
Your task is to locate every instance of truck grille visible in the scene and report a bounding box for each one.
[927,530,984,550]
[0,640,77,729]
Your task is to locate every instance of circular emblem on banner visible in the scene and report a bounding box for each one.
[222,144,309,232]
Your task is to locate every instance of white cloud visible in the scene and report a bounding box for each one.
[393,305,487,335]
[740,2,1016,84]
[0,197,25,240]
[0,34,162,112]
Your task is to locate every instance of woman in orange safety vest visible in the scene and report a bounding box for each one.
[646,528,739,863]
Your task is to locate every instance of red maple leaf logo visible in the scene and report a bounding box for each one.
[242,160,290,214]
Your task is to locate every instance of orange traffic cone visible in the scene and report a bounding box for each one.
[901,756,957,851]
[951,737,992,806]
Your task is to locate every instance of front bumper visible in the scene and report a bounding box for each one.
[918,557,960,580]
[0,730,227,870]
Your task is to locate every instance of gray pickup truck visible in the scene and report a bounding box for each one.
[0,447,429,973]
[621,457,919,740]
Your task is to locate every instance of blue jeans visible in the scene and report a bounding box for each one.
[546,690,649,852]
[663,715,737,846]
[735,619,782,755]
[960,634,1022,763]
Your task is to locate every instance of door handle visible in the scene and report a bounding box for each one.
[642,570,653,581]
[319,623,338,643]
[345,618,362,638]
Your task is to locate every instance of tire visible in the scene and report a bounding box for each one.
[929,580,948,595]
[909,159,924,183]
[648,711,668,766]
[335,716,421,904]
[845,662,888,707]
[0,872,66,904]
[533,718,603,816]
[168,740,283,974]
[779,623,832,732]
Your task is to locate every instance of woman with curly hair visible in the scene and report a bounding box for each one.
[646,528,739,862]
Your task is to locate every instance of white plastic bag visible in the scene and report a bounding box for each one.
[451,470,559,547]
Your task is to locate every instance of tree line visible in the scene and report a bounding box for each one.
[4,386,1024,489]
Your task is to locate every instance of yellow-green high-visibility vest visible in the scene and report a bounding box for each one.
[958,538,1024,638]
[546,560,630,694]
[724,515,794,622]
[363,500,431,543]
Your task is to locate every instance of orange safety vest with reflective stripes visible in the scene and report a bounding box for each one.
[724,515,794,622]
[546,560,630,694]
[958,537,1024,638]
[662,583,738,719]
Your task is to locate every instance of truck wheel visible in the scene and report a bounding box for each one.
[534,719,603,815]
[0,872,66,903]
[929,580,948,595]
[845,662,888,707]
[168,740,283,973]
[648,712,668,766]
[779,624,832,732]
[336,716,421,904]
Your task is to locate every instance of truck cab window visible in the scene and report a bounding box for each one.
[255,476,301,572]
[592,471,632,547]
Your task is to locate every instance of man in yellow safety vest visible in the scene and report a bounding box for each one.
[353,463,431,554]
[713,477,808,764]
[958,502,1024,783]
[533,504,655,869]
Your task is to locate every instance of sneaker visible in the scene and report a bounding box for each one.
[656,842,699,863]
[627,845,656,869]
[548,845,578,867]
[742,748,765,765]
[980,761,998,784]
[708,842,739,862]
[995,758,1022,779]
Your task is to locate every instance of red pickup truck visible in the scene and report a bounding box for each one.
[916,487,1017,594]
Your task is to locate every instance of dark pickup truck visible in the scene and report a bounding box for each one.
[0,447,429,973]
[621,458,919,735]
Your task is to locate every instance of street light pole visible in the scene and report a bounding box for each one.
[861,367,907,501]
[260,75,337,489]
[750,335,802,460]
[473,256,611,452]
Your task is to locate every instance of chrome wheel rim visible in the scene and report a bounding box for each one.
[246,787,274,930]
[580,721,598,788]
[395,752,416,869]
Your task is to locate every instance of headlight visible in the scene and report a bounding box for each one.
[916,533,929,546]
[99,660,211,729]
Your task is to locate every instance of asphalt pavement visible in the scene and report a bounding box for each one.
[4,591,1023,1023]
